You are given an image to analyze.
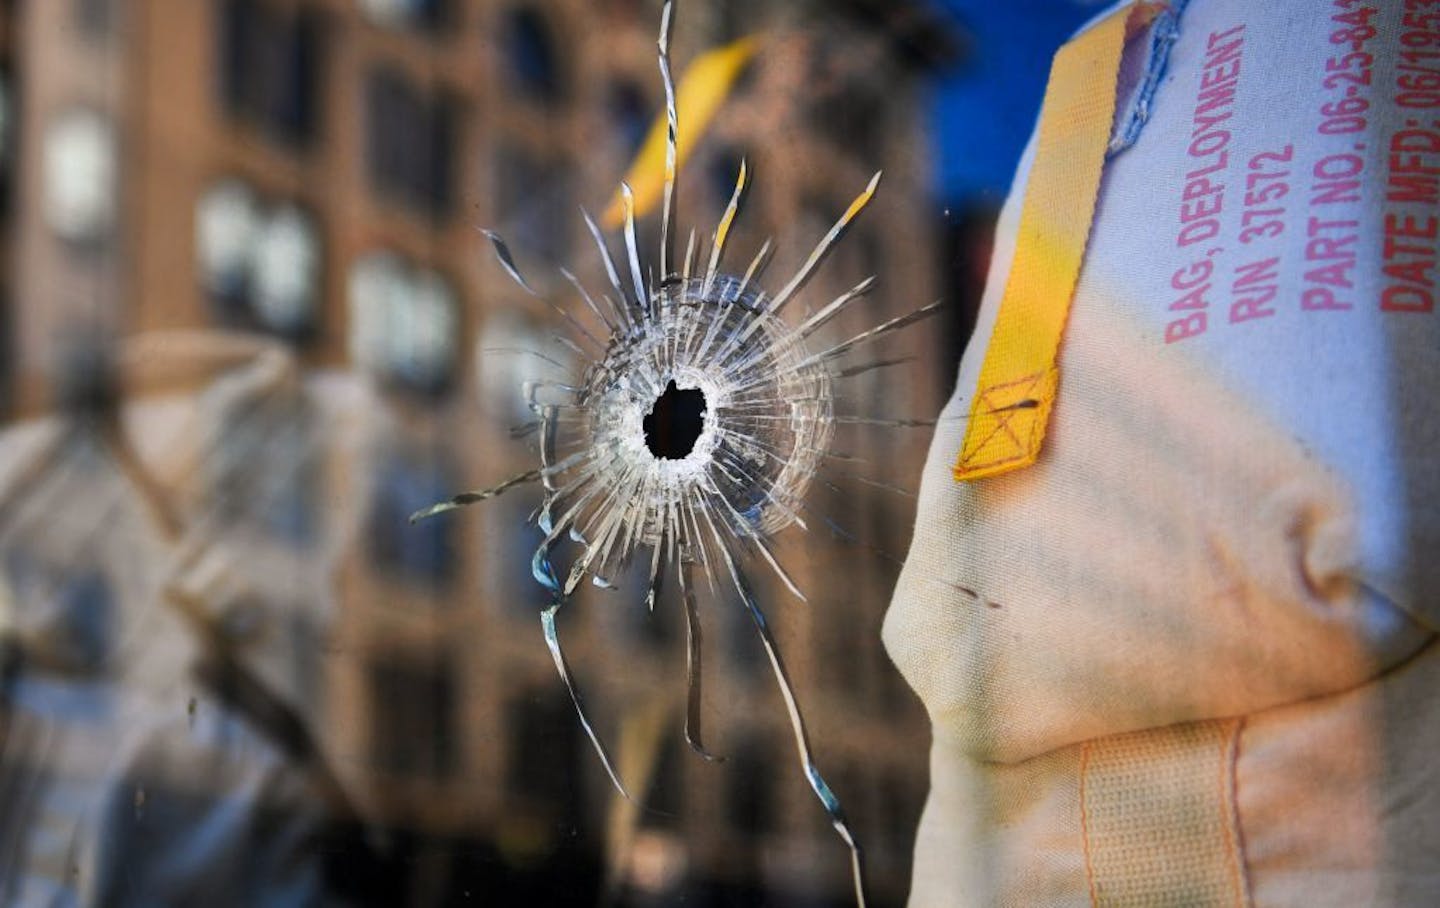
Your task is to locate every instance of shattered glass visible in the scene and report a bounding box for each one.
[411,5,941,904]
[0,0,955,904]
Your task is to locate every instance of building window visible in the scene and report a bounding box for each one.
[725,739,774,836]
[0,71,15,212]
[714,0,751,42]
[879,771,923,863]
[476,310,572,427]
[217,0,322,150]
[358,0,449,32]
[347,252,460,397]
[806,37,886,163]
[818,596,874,702]
[502,8,563,105]
[43,109,117,248]
[250,203,322,339]
[485,493,548,617]
[724,587,763,676]
[599,0,659,19]
[363,65,456,222]
[854,225,884,287]
[606,80,649,157]
[494,143,571,265]
[368,651,458,780]
[0,293,11,417]
[507,688,582,809]
[365,446,459,591]
[196,180,260,314]
[644,736,684,828]
[707,146,746,209]
[629,560,675,650]
[74,0,118,41]
[800,194,843,250]
[195,181,322,343]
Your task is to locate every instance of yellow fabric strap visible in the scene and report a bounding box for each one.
[602,37,759,229]
[954,4,1153,482]
[1080,719,1250,907]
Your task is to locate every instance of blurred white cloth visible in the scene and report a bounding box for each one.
[0,334,366,906]
[885,0,1440,904]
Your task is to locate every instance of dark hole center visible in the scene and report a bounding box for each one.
[643,381,707,460]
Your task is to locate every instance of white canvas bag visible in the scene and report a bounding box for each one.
[885,0,1440,903]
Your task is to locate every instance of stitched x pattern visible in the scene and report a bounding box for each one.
[954,369,1055,480]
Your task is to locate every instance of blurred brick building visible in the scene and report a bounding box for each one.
[0,0,957,904]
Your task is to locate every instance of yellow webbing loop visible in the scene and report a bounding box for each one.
[954,3,1157,482]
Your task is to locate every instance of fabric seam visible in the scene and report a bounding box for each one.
[1226,717,1254,907]
[1107,0,1189,158]
[1079,740,1100,906]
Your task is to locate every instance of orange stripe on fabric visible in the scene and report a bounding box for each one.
[1078,719,1249,907]
[954,3,1157,482]
[1222,718,1252,906]
[1079,741,1101,906]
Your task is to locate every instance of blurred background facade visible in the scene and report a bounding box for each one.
[0,1,987,906]
[0,0,1114,904]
